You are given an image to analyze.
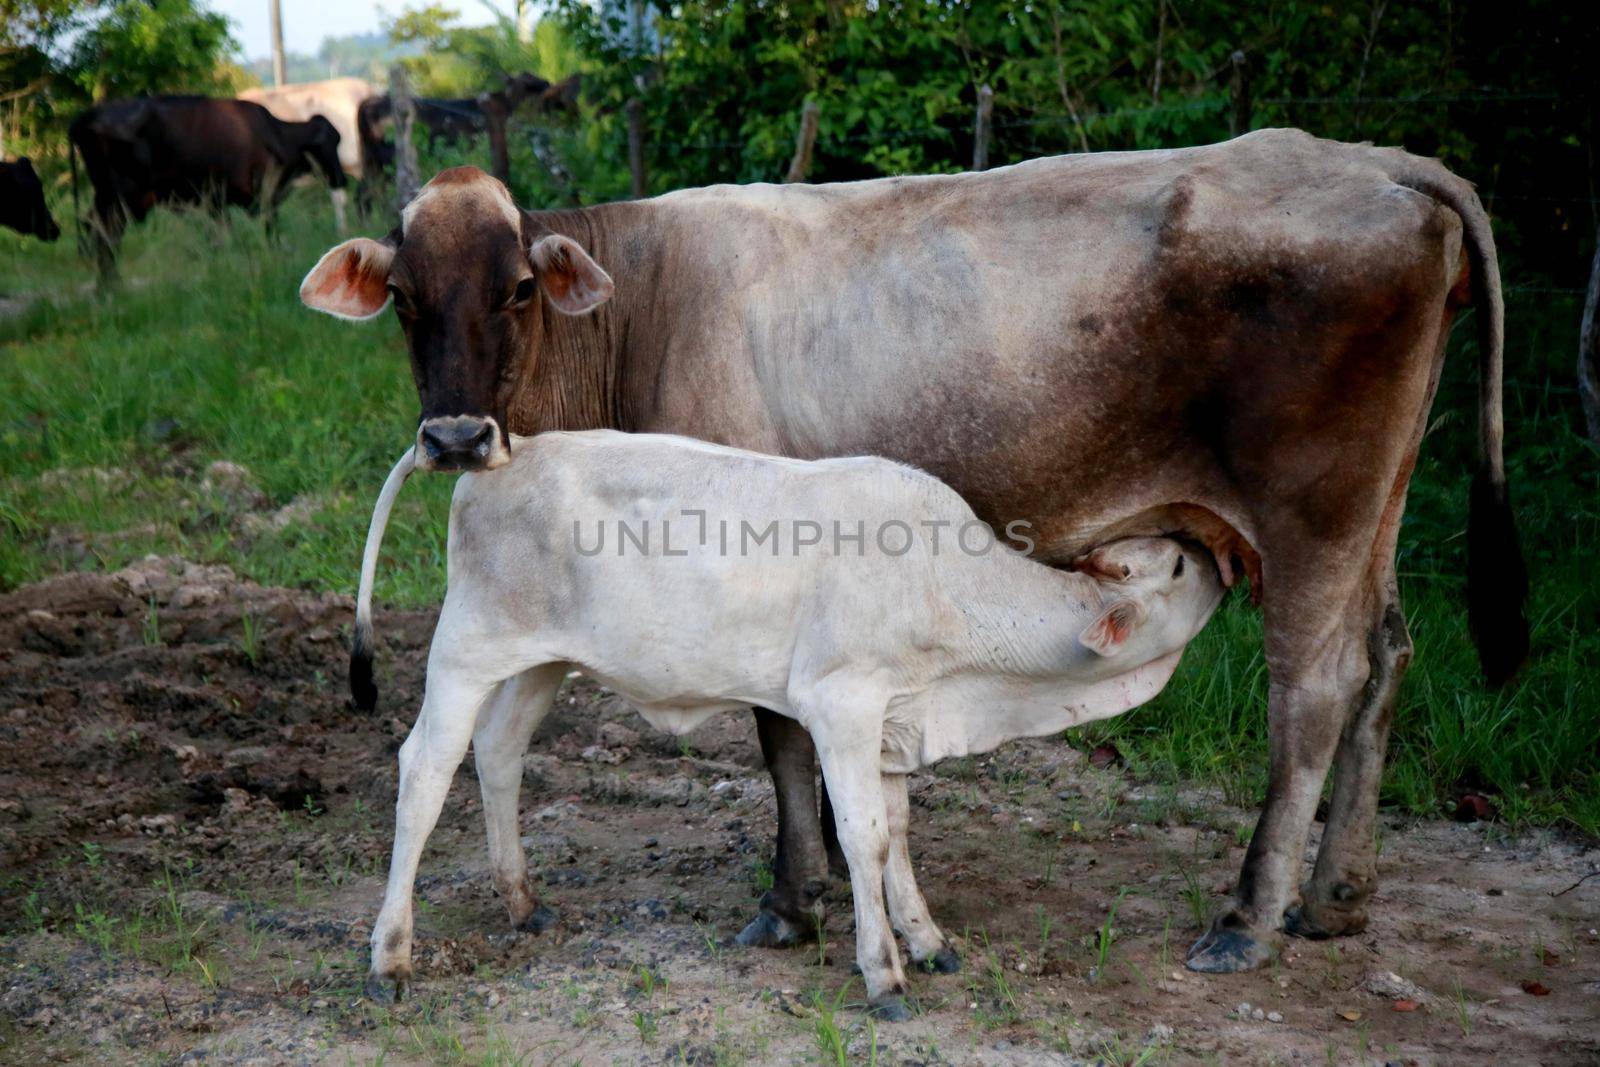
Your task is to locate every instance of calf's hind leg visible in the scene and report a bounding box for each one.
[474,664,566,934]
[883,773,959,973]
[738,708,832,948]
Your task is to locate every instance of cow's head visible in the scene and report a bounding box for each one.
[2,158,60,243]
[1073,537,1224,662]
[301,115,347,189]
[299,167,612,471]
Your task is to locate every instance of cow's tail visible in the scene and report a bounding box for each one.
[352,446,417,711]
[1398,164,1528,685]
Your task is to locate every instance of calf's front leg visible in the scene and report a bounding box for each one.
[808,704,911,1021]
[368,666,497,1001]
[883,773,959,973]
[473,664,565,934]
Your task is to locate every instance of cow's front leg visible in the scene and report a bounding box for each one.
[368,666,496,1001]
[883,773,959,973]
[1187,617,1362,973]
[810,708,911,1021]
[737,707,831,948]
[473,664,565,934]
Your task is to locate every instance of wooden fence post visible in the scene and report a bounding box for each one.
[1581,226,1600,444]
[480,91,511,184]
[390,64,421,210]
[785,99,821,183]
[625,98,647,198]
[972,84,994,171]
[1228,50,1251,138]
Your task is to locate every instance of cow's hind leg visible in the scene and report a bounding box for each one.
[737,708,832,948]
[368,659,498,1001]
[473,663,565,934]
[883,773,958,973]
[1186,552,1370,973]
[1289,566,1412,939]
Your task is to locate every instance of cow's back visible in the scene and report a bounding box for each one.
[595,129,1466,562]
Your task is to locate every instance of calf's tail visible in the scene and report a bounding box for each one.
[352,446,417,711]
[1398,165,1528,685]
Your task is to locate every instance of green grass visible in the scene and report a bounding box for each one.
[1,187,1595,831]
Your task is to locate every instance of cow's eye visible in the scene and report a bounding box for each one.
[387,285,412,314]
[1172,556,1185,579]
[508,278,537,307]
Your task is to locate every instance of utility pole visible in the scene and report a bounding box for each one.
[269,0,288,87]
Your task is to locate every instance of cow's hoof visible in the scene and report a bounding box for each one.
[1185,927,1273,973]
[920,946,961,974]
[363,973,404,1004]
[1284,895,1368,941]
[517,905,558,935]
[866,994,914,1023]
[735,910,807,949]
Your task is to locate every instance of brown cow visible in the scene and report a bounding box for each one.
[301,129,1526,986]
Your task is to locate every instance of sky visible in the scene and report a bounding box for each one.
[208,0,501,61]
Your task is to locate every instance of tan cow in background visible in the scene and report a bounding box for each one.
[240,76,372,230]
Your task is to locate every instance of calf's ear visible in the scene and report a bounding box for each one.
[300,237,394,320]
[529,234,614,315]
[1078,599,1143,657]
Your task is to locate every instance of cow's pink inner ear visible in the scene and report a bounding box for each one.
[1078,599,1142,657]
[300,238,393,320]
[529,234,614,315]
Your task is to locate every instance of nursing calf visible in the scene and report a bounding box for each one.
[359,431,1223,1017]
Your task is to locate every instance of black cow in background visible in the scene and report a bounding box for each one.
[0,158,60,242]
[70,95,345,281]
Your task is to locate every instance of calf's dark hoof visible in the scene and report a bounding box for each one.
[920,945,961,974]
[735,910,808,949]
[363,973,404,1004]
[1185,926,1273,973]
[866,994,914,1023]
[518,905,558,935]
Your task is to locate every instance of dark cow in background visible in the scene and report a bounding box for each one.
[302,128,1526,985]
[70,96,345,280]
[356,72,577,185]
[0,158,60,242]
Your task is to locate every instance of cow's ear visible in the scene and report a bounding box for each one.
[300,238,394,320]
[1078,599,1143,657]
[1074,546,1132,583]
[528,234,613,315]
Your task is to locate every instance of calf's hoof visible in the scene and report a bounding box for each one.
[866,994,914,1023]
[735,910,809,949]
[363,972,406,1004]
[919,945,961,974]
[517,905,559,935]
[1185,925,1274,973]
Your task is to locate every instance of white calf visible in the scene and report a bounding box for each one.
[358,431,1223,1018]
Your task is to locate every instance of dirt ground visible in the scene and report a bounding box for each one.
[2,556,1597,1065]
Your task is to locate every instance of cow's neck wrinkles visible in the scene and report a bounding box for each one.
[505,205,650,435]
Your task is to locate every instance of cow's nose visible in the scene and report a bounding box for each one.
[419,417,495,469]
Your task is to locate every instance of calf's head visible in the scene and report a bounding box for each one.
[1073,537,1224,665]
[301,115,347,190]
[2,158,60,242]
[299,167,611,471]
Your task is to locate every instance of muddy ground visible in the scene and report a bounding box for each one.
[1,556,1597,1065]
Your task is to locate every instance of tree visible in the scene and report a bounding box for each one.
[68,0,242,102]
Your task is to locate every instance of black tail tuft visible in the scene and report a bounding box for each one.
[1466,467,1529,687]
[350,628,378,712]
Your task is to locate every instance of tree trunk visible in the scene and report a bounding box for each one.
[390,65,421,211]
[785,100,821,183]
[269,0,287,88]
[972,85,993,171]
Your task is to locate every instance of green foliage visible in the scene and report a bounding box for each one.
[386,6,579,98]
[67,0,242,102]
